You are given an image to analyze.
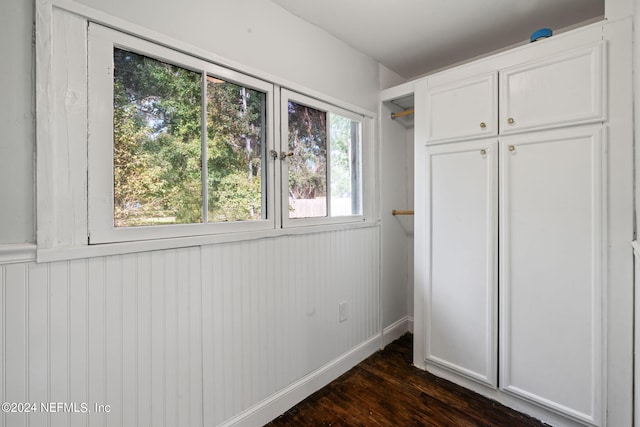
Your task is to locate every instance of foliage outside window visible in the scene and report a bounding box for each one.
[207,77,265,223]
[286,97,362,220]
[113,48,266,227]
[89,24,369,244]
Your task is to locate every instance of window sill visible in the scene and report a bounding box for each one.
[36,220,380,263]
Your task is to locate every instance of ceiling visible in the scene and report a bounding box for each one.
[270,0,604,79]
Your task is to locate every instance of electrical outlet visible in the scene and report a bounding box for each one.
[339,301,348,322]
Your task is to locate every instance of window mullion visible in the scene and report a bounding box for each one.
[261,92,268,220]
[351,120,361,215]
[275,87,285,229]
[201,71,208,223]
[325,112,331,217]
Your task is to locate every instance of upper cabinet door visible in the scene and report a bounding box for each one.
[425,73,498,144]
[500,43,605,135]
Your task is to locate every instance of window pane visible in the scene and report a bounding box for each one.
[330,113,361,216]
[113,48,202,227]
[287,102,327,218]
[207,77,266,222]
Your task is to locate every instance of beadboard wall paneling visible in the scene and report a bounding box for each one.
[201,228,380,424]
[634,241,640,427]
[0,227,380,427]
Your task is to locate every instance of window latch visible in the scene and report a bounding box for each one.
[280,151,294,160]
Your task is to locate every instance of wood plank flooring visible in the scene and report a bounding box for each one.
[266,334,549,426]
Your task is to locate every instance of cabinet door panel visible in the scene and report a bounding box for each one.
[425,140,498,386]
[500,43,605,134]
[499,127,605,425]
[426,73,497,143]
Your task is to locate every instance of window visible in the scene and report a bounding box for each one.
[112,49,267,227]
[281,90,364,227]
[88,25,369,244]
[89,24,274,243]
[112,48,204,227]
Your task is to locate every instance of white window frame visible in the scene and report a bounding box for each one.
[280,89,367,228]
[88,24,276,244]
[36,5,376,257]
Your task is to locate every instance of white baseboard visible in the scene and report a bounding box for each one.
[381,316,412,348]
[222,319,414,426]
[222,333,382,427]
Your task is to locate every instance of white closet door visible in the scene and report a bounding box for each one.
[425,73,498,143]
[425,139,498,387]
[499,126,605,425]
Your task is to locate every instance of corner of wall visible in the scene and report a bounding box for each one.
[379,63,408,91]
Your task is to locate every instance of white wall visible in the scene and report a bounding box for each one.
[0,0,35,244]
[75,0,380,113]
[379,63,407,91]
[405,127,415,322]
[378,65,415,332]
[379,101,414,337]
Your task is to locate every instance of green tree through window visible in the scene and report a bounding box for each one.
[113,48,265,227]
[286,101,361,219]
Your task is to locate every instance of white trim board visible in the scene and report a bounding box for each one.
[0,243,37,265]
[381,316,411,348]
[220,318,411,426]
[220,333,381,426]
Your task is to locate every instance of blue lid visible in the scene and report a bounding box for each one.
[530,28,553,42]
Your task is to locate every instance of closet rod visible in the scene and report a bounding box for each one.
[392,210,414,216]
[390,108,414,120]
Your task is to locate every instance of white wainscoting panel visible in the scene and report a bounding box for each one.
[0,227,380,427]
[201,228,380,424]
[634,240,640,427]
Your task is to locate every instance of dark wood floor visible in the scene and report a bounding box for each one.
[267,334,549,426]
